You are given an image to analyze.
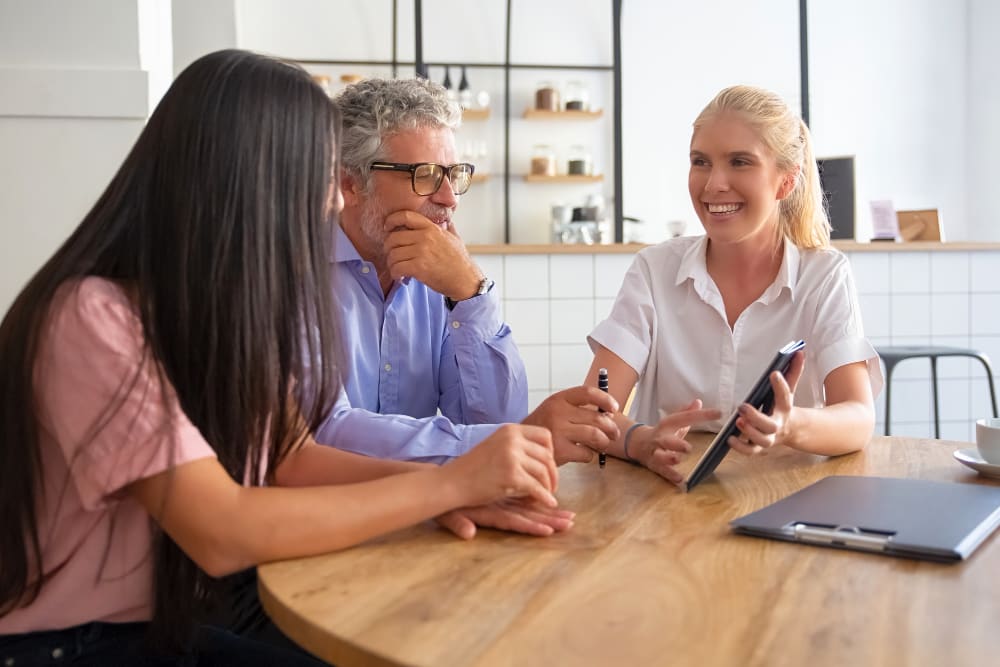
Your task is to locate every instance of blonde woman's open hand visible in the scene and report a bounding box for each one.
[631,400,721,484]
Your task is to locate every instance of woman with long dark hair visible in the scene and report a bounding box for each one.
[0,50,567,664]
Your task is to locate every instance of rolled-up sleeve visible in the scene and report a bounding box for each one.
[438,288,528,424]
[313,390,501,463]
[588,255,656,376]
[810,258,884,398]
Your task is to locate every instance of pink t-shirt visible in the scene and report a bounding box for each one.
[0,278,216,634]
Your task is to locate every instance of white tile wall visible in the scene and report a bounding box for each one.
[549,256,595,298]
[930,252,970,293]
[594,254,635,298]
[517,344,550,391]
[550,344,593,389]
[473,254,505,298]
[504,299,549,344]
[549,299,595,345]
[970,253,999,292]
[972,294,1000,334]
[849,253,890,293]
[890,252,931,293]
[503,255,549,299]
[488,249,1000,443]
[891,295,932,337]
[930,294,970,337]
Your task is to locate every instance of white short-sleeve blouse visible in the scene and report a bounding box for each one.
[589,235,883,430]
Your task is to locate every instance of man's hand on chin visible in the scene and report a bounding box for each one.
[383,209,482,299]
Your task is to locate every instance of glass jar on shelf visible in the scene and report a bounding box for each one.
[534,81,560,111]
[530,144,557,176]
[310,74,332,97]
[564,80,590,111]
[567,145,593,176]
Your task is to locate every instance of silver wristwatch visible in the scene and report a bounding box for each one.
[445,276,493,309]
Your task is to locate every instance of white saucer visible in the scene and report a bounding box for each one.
[953,448,1000,479]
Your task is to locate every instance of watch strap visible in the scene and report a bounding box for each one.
[445,276,492,310]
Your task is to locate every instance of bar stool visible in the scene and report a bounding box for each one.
[877,345,999,437]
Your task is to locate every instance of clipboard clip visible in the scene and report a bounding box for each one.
[792,523,895,551]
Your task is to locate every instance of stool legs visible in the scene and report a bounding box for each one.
[972,354,999,418]
[880,350,998,438]
[930,356,940,439]
[883,359,898,436]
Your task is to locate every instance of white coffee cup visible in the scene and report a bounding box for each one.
[975,418,1000,465]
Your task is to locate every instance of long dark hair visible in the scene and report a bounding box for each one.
[0,49,340,643]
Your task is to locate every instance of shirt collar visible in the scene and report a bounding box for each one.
[674,234,801,303]
[769,237,800,303]
[675,234,711,287]
[332,224,362,264]
[331,224,412,286]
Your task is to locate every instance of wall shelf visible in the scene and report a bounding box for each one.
[307,0,623,243]
[471,173,490,182]
[462,108,491,121]
[522,109,603,120]
[523,174,604,183]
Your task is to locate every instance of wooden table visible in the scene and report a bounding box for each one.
[258,436,1000,666]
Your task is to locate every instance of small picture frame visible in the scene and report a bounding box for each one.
[896,209,943,242]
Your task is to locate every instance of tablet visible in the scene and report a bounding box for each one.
[684,340,806,492]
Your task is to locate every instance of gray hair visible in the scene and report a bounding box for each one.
[334,77,461,189]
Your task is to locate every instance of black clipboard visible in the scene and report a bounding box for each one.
[684,340,805,492]
[730,476,1000,562]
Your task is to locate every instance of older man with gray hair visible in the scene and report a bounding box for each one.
[315,76,618,464]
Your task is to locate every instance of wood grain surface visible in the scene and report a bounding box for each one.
[258,436,1000,666]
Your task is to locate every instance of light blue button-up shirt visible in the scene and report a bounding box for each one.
[313,226,529,463]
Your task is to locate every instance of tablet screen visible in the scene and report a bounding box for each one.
[684,340,806,492]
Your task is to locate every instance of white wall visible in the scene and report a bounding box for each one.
[967,0,1000,241]
[225,0,984,245]
[229,0,616,245]
[0,0,161,312]
[1,1,996,311]
[622,0,800,241]
[809,0,968,242]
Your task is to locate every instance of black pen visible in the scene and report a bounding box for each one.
[598,367,608,468]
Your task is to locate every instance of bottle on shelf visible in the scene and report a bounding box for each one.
[564,80,590,111]
[530,144,557,176]
[567,145,593,176]
[310,74,332,97]
[534,81,560,111]
[442,65,457,101]
[338,73,364,95]
[458,65,473,110]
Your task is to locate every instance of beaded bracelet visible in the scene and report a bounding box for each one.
[623,422,646,462]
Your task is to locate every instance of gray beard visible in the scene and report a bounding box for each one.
[359,197,389,263]
[358,196,455,264]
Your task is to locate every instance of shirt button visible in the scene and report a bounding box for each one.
[361,266,370,274]
[384,363,392,372]
[6,657,16,666]
[51,647,65,659]
[451,321,461,329]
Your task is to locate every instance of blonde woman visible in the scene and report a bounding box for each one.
[586,85,882,484]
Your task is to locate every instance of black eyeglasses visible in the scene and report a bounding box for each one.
[369,161,476,196]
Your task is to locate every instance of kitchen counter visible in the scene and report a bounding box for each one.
[467,240,1000,254]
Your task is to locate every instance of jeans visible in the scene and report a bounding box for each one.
[0,621,326,666]
[0,571,325,666]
